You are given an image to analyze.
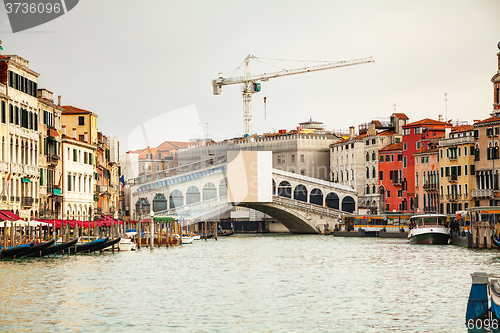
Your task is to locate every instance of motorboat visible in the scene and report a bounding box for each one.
[407,214,451,245]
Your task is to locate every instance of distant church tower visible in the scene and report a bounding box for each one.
[493,41,500,114]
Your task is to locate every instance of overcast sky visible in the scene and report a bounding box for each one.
[1,0,499,151]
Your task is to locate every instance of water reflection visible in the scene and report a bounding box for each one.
[0,235,499,332]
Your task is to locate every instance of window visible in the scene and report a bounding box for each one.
[386,190,390,198]
[465,165,468,176]
[417,142,420,149]
[292,155,295,162]
[372,139,376,144]
[300,155,305,162]
[398,190,402,198]
[403,156,407,168]
[84,152,88,164]
[474,129,479,138]
[465,146,468,156]
[416,172,419,186]
[380,155,384,163]
[397,154,402,162]
[391,154,394,162]
[458,147,461,157]
[404,128,411,135]
[440,167,443,178]
[73,149,77,162]
[372,167,376,178]
[79,135,84,142]
[78,116,85,126]
[403,143,407,151]
[379,170,383,180]
[440,149,443,159]
[372,151,376,160]
[415,127,422,134]
[68,174,72,191]
[1,101,5,123]
[395,137,401,143]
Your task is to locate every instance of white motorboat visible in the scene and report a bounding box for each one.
[408,214,451,245]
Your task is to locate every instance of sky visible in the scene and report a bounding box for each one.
[0,0,499,151]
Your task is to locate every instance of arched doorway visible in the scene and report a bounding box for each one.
[203,182,217,201]
[325,192,339,209]
[342,196,355,213]
[169,190,184,208]
[310,188,323,206]
[294,185,307,202]
[278,181,292,198]
[186,186,201,204]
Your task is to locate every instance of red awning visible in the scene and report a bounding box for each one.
[0,210,23,221]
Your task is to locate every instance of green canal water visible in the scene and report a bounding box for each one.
[0,234,499,332]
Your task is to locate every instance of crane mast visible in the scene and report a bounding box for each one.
[212,55,375,136]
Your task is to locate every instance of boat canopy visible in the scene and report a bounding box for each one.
[410,214,447,226]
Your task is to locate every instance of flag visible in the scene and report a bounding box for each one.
[1,173,11,198]
[57,172,63,188]
[120,175,125,190]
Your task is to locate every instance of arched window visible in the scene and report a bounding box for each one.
[219,179,227,197]
[326,192,339,209]
[341,196,355,213]
[169,190,183,208]
[310,188,323,206]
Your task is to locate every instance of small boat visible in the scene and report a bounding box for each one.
[118,238,137,251]
[0,240,35,259]
[218,230,234,236]
[26,238,79,257]
[407,214,451,245]
[192,234,201,240]
[98,237,121,252]
[181,234,193,244]
[17,239,56,258]
[490,278,500,320]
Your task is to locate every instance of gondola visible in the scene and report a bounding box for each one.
[99,237,121,251]
[66,237,109,254]
[17,239,56,258]
[0,240,35,259]
[26,238,79,257]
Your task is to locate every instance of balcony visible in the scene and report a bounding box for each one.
[392,178,402,186]
[447,175,458,183]
[21,197,33,207]
[96,185,108,194]
[449,155,457,161]
[472,189,495,198]
[447,193,461,202]
[424,206,438,213]
[439,136,475,147]
[47,154,60,165]
[423,183,438,191]
[48,185,62,196]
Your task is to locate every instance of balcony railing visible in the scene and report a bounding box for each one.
[392,178,402,186]
[96,185,108,193]
[423,183,438,191]
[21,197,33,207]
[449,155,457,161]
[472,189,495,198]
[424,206,438,213]
[48,184,62,196]
[47,154,60,165]
[447,193,461,202]
[447,175,458,183]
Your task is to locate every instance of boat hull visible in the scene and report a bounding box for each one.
[118,239,137,251]
[408,228,451,245]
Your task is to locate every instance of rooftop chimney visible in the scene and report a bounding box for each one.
[445,127,451,138]
[72,128,76,139]
[84,132,88,143]
[58,95,61,106]
[349,126,355,139]
[62,125,66,136]
[438,114,443,122]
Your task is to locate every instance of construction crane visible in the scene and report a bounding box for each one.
[212,54,375,136]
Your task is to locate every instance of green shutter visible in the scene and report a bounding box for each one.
[40,168,44,186]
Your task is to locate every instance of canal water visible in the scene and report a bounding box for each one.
[0,235,499,332]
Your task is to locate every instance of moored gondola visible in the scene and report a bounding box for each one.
[17,239,56,258]
[0,240,35,259]
[100,237,121,251]
[65,237,109,254]
[26,238,79,257]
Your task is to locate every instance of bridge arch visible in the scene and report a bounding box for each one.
[203,182,217,201]
[278,181,292,198]
[169,189,184,208]
[325,192,339,209]
[310,188,323,206]
[186,186,201,204]
[342,196,355,213]
[294,184,307,202]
